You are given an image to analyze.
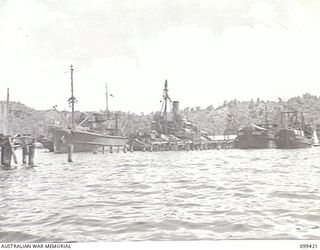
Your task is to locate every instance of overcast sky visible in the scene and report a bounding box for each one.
[1,0,320,113]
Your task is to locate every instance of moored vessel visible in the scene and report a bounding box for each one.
[128,80,214,151]
[313,130,320,147]
[47,65,127,153]
[235,123,277,149]
[49,125,126,153]
[234,107,278,149]
[275,111,312,149]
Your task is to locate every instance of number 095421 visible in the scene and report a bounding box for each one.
[300,244,317,248]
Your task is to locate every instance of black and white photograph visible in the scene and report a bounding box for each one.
[0,0,320,249]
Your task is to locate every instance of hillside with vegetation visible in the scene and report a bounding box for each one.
[2,93,320,137]
[180,93,320,135]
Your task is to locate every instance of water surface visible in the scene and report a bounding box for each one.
[1,148,320,241]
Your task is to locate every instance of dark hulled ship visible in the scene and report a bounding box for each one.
[235,123,277,149]
[275,111,312,149]
[151,80,202,141]
[234,107,278,149]
[129,80,205,151]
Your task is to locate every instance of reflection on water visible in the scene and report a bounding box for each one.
[1,148,320,242]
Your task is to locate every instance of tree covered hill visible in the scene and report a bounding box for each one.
[2,93,320,137]
[180,93,320,135]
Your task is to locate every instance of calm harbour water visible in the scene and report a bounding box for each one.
[1,148,320,242]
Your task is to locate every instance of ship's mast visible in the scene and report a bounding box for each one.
[264,106,268,125]
[163,80,169,135]
[114,112,118,136]
[105,82,109,115]
[6,88,9,135]
[70,65,75,129]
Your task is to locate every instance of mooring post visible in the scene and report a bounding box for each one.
[1,145,12,168]
[110,146,113,153]
[102,146,105,154]
[28,143,35,166]
[7,138,17,164]
[4,146,12,168]
[22,145,28,164]
[0,146,2,166]
[67,144,73,163]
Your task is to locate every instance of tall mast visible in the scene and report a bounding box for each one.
[264,106,268,125]
[163,80,169,135]
[6,88,9,135]
[105,82,109,114]
[70,65,75,128]
[114,112,118,136]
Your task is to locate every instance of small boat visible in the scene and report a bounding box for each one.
[313,130,320,147]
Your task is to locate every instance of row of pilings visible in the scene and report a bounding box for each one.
[66,141,230,163]
[128,139,234,152]
[0,137,233,166]
[67,144,128,163]
[0,135,35,169]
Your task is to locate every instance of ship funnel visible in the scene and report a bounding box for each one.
[173,101,179,114]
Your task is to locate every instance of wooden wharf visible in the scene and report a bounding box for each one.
[0,134,35,168]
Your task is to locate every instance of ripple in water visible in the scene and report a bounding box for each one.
[1,148,320,241]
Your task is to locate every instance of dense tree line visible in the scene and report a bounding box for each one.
[3,93,320,137]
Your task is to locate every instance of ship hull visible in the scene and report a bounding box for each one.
[235,124,276,149]
[50,127,127,153]
[235,135,276,149]
[275,129,312,149]
[129,139,148,151]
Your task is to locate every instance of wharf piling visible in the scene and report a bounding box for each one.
[1,144,12,168]
[128,137,235,152]
[28,143,36,166]
[22,145,28,164]
[67,144,74,163]
[0,135,36,168]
